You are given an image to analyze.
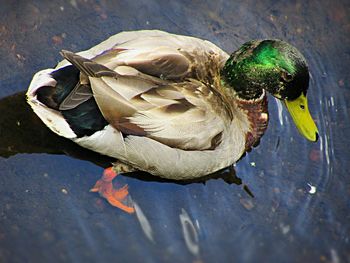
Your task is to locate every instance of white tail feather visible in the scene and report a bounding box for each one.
[26,69,77,139]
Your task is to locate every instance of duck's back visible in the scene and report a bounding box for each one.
[27,30,228,140]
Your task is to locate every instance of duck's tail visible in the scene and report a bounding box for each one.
[26,63,107,139]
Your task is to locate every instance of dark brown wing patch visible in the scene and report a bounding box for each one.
[162,99,194,114]
[209,131,223,150]
[126,53,190,80]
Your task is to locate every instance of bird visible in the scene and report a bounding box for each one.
[26,30,319,213]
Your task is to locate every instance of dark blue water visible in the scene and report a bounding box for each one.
[0,1,349,262]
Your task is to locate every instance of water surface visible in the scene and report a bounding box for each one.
[0,1,349,262]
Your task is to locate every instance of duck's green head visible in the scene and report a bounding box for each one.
[222,39,319,142]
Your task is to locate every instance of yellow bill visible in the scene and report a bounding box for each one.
[284,93,319,142]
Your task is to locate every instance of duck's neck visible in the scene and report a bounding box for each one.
[220,79,269,152]
[220,43,281,101]
[220,65,264,101]
[236,91,269,150]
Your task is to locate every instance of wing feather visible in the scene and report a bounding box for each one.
[56,31,229,150]
[59,84,93,110]
[126,82,226,150]
[89,31,229,81]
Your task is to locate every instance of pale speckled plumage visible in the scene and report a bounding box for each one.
[27,30,267,180]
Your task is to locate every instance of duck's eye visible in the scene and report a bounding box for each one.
[281,71,293,82]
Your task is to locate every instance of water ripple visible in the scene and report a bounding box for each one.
[179,208,200,257]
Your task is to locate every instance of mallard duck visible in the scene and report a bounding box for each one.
[26,30,318,213]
